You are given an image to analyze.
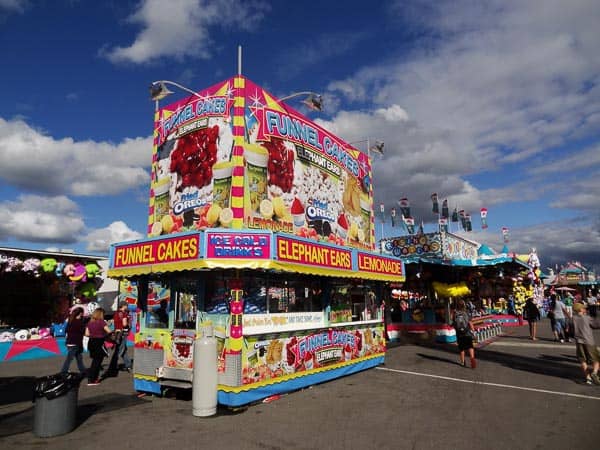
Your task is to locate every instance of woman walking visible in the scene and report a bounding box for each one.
[60,307,87,375]
[85,308,112,386]
[453,299,477,369]
[524,297,541,340]
[550,295,569,343]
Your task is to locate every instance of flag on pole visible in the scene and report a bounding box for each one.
[480,208,488,229]
[442,199,449,218]
[438,217,448,233]
[431,193,439,214]
[465,214,472,232]
[398,198,411,218]
[390,208,397,227]
[369,141,385,155]
[501,227,509,243]
[451,207,459,222]
[402,215,415,234]
[380,203,385,223]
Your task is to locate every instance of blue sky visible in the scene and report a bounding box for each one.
[0,0,598,271]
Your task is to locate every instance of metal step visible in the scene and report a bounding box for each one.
[160,379,192,389]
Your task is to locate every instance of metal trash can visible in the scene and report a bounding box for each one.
[33,372,82,437]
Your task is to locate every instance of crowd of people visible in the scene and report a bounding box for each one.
[60,301,133,386]
[449,289,600,386]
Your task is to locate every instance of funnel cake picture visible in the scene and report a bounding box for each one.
[265,339,283,366]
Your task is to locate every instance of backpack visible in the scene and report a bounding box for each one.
[454,311,470,334]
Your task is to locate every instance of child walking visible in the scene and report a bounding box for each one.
[572,302,600,385]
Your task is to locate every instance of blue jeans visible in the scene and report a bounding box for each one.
[554,318,566,338]
[61,345,86,374]
[117,331,132,369]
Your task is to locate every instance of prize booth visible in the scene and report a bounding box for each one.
[380,232,532,343]
[107,75,404,407]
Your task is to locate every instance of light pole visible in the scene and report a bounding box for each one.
[350,138,385,243]
[349,138,385,158]
[279,91,323,111]
[150,80,204,111]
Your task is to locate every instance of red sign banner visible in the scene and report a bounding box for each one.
[112,234,200,268]
[357,252,404,276]
[276,236,352,270]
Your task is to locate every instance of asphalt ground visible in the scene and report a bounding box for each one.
[1,319,599,450]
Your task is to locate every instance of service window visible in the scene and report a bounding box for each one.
[145,280,171,329]
[172,277,199,329]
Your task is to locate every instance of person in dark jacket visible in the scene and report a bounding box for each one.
[524,298,541,340]
[61,307,87,374]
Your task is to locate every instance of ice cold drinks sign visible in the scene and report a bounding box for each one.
[206,232,271,258]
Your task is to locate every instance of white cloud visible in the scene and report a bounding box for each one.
[102,0,270,64]
[0,118,151,196]
[465,218,600,271]
[0,195,84,243]
[84,221,143,252]
[0,0,28,13]
[324,0,600,224]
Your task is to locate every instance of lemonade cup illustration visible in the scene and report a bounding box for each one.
[244,144,269,213]
[247,349,258,367]
[359,193,371,244]
[212,161,233,209]
[153,176,171,222]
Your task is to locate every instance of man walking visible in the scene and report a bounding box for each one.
[103,302,132,377]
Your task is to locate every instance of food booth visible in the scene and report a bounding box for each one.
[107,75,404,407]
[380,232,533,343]
[0,248,106,362]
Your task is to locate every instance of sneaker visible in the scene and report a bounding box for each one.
[560,339,564,343]
[458,359,466,367]
[470,357,477,369]
[591,373,600,386]
[87,380,101,386]
[585,377,593,385]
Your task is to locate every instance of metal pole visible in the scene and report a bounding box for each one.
[238,45,242,75]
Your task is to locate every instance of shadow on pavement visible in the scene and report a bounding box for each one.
[0,376,37,406]
[0,392,148,438]
[413,341,580,382]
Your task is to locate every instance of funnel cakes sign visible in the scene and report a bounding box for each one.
[112,234,200,268]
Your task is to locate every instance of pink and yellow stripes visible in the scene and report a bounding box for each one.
[230,76,246,229]
[147,109,160,236]
[369,160,375,250]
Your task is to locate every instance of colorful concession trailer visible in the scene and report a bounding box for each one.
[107,75,404,407]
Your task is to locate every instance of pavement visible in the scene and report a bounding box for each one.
[1,319,599,450]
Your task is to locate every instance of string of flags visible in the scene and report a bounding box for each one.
[376,193,510,239]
